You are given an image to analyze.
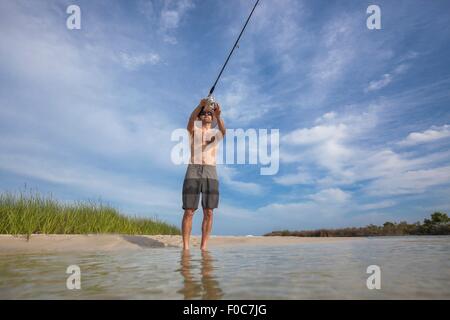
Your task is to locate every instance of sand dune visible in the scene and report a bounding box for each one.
[0,234,362,254]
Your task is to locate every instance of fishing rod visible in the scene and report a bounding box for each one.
[204,0,261,108]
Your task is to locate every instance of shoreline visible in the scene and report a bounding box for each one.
[0,234,363,254]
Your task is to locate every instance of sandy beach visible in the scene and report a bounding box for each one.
[0,234,361,254]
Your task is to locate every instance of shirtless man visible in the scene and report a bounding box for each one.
[181,98,226,251]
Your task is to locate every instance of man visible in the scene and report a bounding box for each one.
[181,98,226,251]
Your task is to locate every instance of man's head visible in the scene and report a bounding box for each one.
[197,106,214,124]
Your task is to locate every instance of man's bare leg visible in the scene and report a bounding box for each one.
[200,208,213,250]
[182,209,195,250]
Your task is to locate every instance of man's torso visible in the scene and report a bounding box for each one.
[189,121,222,166]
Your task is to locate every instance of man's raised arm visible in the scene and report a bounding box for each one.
[214,103,226,137]
[187,99,206,134]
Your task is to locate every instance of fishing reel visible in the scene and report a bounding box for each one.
[198,95,219,127]
[204,95,217,111]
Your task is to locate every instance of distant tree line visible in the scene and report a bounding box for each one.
[264,212,450,237]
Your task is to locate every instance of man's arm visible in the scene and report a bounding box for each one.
[187,99,207,135]
[214,104,226,137]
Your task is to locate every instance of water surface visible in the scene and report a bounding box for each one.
[1,236,449,299]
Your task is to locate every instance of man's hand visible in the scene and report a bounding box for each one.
[213,103,221,118]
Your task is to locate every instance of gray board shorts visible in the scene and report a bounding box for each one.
[182,164,219,210]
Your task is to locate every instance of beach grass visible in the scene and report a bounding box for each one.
[0,190,180,238]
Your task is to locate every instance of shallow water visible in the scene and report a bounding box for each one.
[1,236,449,299]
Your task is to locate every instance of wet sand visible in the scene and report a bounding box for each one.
[0,234,362,254]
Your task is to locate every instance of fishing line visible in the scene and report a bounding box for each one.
[206,0,260,102]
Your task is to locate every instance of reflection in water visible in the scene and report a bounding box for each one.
[177,250,224,300]
[1,237,449,299]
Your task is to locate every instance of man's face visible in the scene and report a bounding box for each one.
[198,107,214,124]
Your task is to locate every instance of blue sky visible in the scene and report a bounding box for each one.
[1,0,450,235]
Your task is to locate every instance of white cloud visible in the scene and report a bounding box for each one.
[218,166,264,195]
[137,0,196,44]
[365,63,410,93]
[308,188,351,203]
[310,14,358,88]
[162,35,178,45]
[393,64,409,75]
[399,51,420,62]
[315,112,337,124]
[161,10,180,29]
[282,124,347,145]
[358,200,397,211]
[312,48,353,84]
[398,124,450,146]
[279,107,376,177]
[138,0,156,20]
[365,73,392,92]
[273,167,313,186]
[238,0,306,73]
[119,52,161,70]
[279,104,450,199]
[364,165,450,196]
[217,76,272,125]
[252,190,353,230]
[159,0,195,44]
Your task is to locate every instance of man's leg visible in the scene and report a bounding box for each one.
[182,209,195,250]
[200,208,213,250]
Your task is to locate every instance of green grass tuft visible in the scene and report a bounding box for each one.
[0,190,180,237]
